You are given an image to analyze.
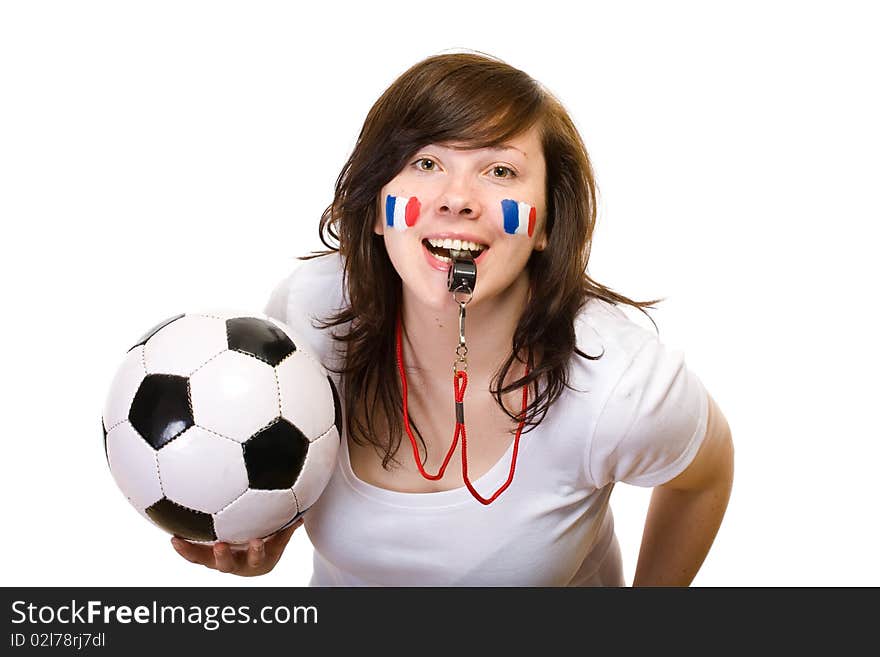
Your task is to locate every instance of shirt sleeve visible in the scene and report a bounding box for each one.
[586,336,709,489]
[263,272,293,324]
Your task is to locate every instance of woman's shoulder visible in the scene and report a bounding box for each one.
[284,250,345,293]
[567,296,697,410]
[263,251,347,368]
[573,297,660,370]
[265,252,347,319]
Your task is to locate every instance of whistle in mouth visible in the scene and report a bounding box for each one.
[447,252,477,295]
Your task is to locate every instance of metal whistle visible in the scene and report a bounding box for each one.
[447,252,477,299]
[448,252,476,374]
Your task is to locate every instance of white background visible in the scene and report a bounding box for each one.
[1,0,877,587]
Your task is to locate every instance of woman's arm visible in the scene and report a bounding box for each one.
[632,392,734,586]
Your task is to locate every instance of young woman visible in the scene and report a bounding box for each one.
[172,51,734,586]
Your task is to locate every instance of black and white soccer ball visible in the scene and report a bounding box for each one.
[101,311,341,545]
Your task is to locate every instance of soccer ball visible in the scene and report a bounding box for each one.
[101,310,341,545]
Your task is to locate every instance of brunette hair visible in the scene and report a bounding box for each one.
[302,51,663,468]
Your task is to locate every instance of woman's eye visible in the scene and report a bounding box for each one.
[491,166,516,179]
[414,158,436,171]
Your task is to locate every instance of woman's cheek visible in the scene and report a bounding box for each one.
[500,199,537,237]
[385,194,421,230]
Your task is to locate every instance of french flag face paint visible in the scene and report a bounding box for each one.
[385,194,421,231]
[501,199,536,237]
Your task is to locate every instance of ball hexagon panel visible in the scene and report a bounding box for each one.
[144,314,229,377]
[226,316,295,367]
[292,425,340,512]
[145,498,216,542]
[129,373,194,449]
[105,422,163,510]
[243,419,310,490]
[102,345,147,431]
[213,489,299,544]
[189,349,279,442]
[156,426,249,514]
[276,350,335,440]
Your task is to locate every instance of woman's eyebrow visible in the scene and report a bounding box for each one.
[431,143,528,158]
[486,145,527,157]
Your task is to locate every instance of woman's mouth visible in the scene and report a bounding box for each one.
[421,238,488,269]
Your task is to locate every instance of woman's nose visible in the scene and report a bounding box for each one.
[436,177,481,218]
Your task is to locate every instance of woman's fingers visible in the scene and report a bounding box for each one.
[171,520,303,575]
[247,539,266,570]
[212,542,237,573]
[171,537,215,567]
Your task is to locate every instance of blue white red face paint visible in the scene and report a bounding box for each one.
[385,194,421,230]
[501,199,536,237]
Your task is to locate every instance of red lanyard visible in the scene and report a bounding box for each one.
[394,310,529,505]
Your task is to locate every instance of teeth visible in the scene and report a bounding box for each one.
[426,238,486,253]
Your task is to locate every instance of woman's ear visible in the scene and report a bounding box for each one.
[373,202,386,236]
[374,194,386,236]
[534,232,548,251]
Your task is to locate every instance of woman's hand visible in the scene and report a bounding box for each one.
[170,518,303,577]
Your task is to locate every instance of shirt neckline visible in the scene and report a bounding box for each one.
[338,425,535,509]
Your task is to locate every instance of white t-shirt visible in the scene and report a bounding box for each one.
[264,252,709,586]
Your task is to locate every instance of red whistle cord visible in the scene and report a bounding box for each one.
[395,310,530,505]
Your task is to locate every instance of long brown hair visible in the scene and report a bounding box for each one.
[302,51,663,468]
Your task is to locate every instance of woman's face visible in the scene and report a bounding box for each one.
[375,123,548,311]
